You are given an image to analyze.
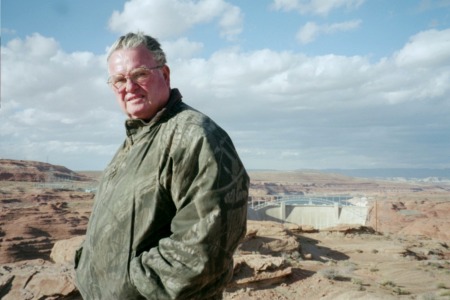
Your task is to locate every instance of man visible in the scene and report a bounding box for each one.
[75,32,249,299]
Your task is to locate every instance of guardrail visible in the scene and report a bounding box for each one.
[250,194,362,210]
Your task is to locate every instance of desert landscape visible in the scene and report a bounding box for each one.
[1,159,449,299]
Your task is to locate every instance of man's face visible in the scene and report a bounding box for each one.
[107,45,171,120]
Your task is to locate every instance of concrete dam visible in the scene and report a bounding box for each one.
[248,195,369,229]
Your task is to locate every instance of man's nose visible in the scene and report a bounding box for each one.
[125,78,138,92]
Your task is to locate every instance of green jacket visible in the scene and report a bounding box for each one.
[75,89,249,299]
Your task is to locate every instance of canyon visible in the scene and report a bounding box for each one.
[1,159,449,299]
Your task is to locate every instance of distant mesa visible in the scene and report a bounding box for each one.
[0,159,90,182]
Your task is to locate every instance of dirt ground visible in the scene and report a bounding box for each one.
[1,161,450,299]
[225,225,450,300]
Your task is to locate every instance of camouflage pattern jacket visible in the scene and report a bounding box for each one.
[75,89,249,299]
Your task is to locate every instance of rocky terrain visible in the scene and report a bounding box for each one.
[1,160,450,299]
[0,159,95,265]
[0,159,91,182]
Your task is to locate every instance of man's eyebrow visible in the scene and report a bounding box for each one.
[111,66,148,76]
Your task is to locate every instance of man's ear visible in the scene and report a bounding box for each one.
[161,65,171,86]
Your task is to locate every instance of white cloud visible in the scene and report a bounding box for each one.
[108,0,243,40]
[367,28,450,104]
[172,47,373,109]
[1,33,124,170]
[394,28,450,68]
[169,29,450,169]
[296,22,320,44]
[163,38,204,60]
[5,33,60,59]
[217,5,242,40]
[2,27,450,170]
[296,20,361,44]
[272,0,365,16]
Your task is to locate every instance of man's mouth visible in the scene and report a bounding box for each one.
[127,95,144,102]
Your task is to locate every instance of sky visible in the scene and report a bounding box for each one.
[1,0,450,171]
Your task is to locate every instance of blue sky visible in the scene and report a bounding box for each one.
[1,0,450,171]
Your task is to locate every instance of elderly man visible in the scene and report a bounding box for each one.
[75,32,249,300]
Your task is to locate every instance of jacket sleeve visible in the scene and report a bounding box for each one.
[129,124,249,299]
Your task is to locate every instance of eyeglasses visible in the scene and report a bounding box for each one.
[107,66,163,90]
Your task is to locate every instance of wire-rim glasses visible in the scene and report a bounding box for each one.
[107,66,163,90]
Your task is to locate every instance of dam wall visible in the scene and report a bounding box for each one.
[248,203,368,229]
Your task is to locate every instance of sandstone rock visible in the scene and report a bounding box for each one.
[367,198,450,243]
[2,165,449,299]
[232,254,292,286]
[0,259,81,300]
[303,253,313,260]
[238,220,300,255]
[229,220,298,289]
[50,235,85,265]
[299,225,318,233]
[0,189,92,264]
[0,159,90,182]
[324,224,375,234]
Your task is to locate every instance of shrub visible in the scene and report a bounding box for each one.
[437,282,448,289]
[380,280,396,287]
[319,268,340,280]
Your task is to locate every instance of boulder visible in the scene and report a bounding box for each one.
[238,220,300,255]
[50,235,84,265]
[0,259,80,300]
[232,254,292,286]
